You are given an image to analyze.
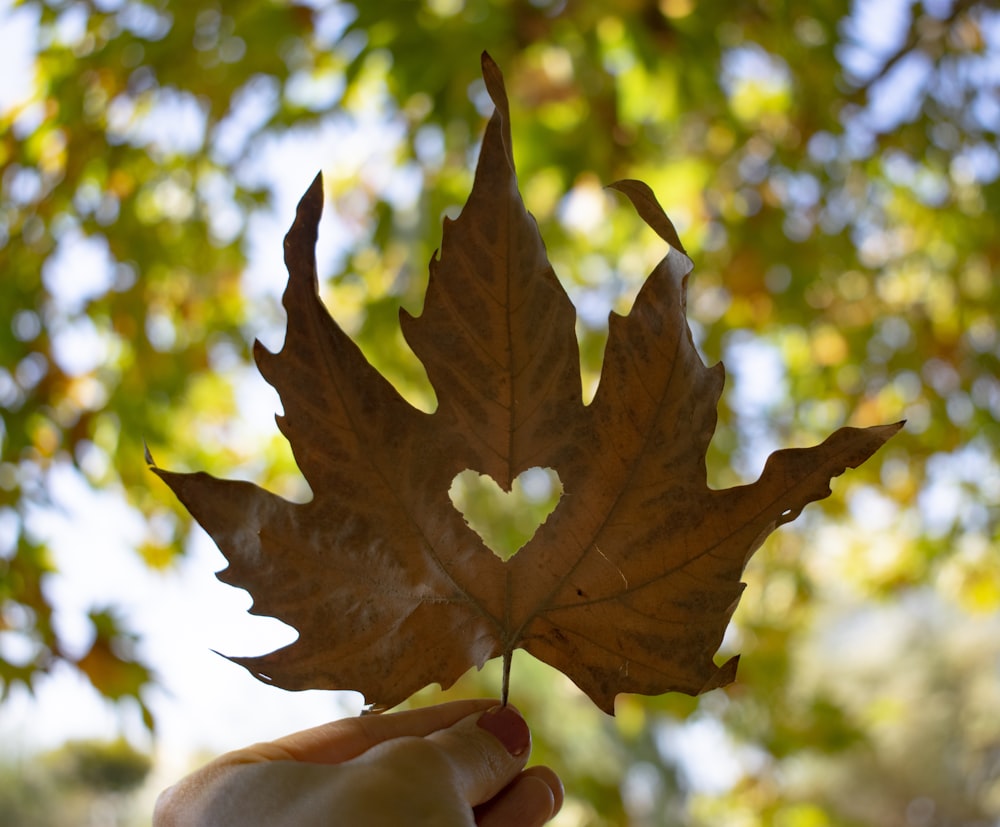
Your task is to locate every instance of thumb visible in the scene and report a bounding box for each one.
[426,704,532,807]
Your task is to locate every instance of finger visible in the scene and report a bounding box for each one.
[255,699,499,765]
[425,705,533,807]
[475,771,560,827]
[523,766,564,815]
[224,699,498,767]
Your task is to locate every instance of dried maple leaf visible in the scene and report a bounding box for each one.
[151,54,902,713]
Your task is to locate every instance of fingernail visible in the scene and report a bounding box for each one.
[477,705,530,757]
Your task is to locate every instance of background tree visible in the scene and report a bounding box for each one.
[0,736,151,826]
[1,0,998,823]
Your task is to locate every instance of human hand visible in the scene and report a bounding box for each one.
[153,699,563,826]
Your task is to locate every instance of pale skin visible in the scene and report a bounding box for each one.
[153,699,564,827]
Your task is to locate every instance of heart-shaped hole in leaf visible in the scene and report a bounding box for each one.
[449,467,563,561]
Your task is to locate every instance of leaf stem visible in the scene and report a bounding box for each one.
[501,649,512,706]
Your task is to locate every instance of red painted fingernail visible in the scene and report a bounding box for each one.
[477,705,530,757]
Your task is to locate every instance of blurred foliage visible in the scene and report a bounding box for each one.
[0,736,150,825]
[45,735,152,793]
[1,0,999,824]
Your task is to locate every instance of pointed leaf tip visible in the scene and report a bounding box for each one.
[283,173,324,281]
[609,179,687,255]
[143,441,155,467]
[480,50,511,130]
[301,171,324,216]
[295,173,324,226]
[467,52,516,179]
